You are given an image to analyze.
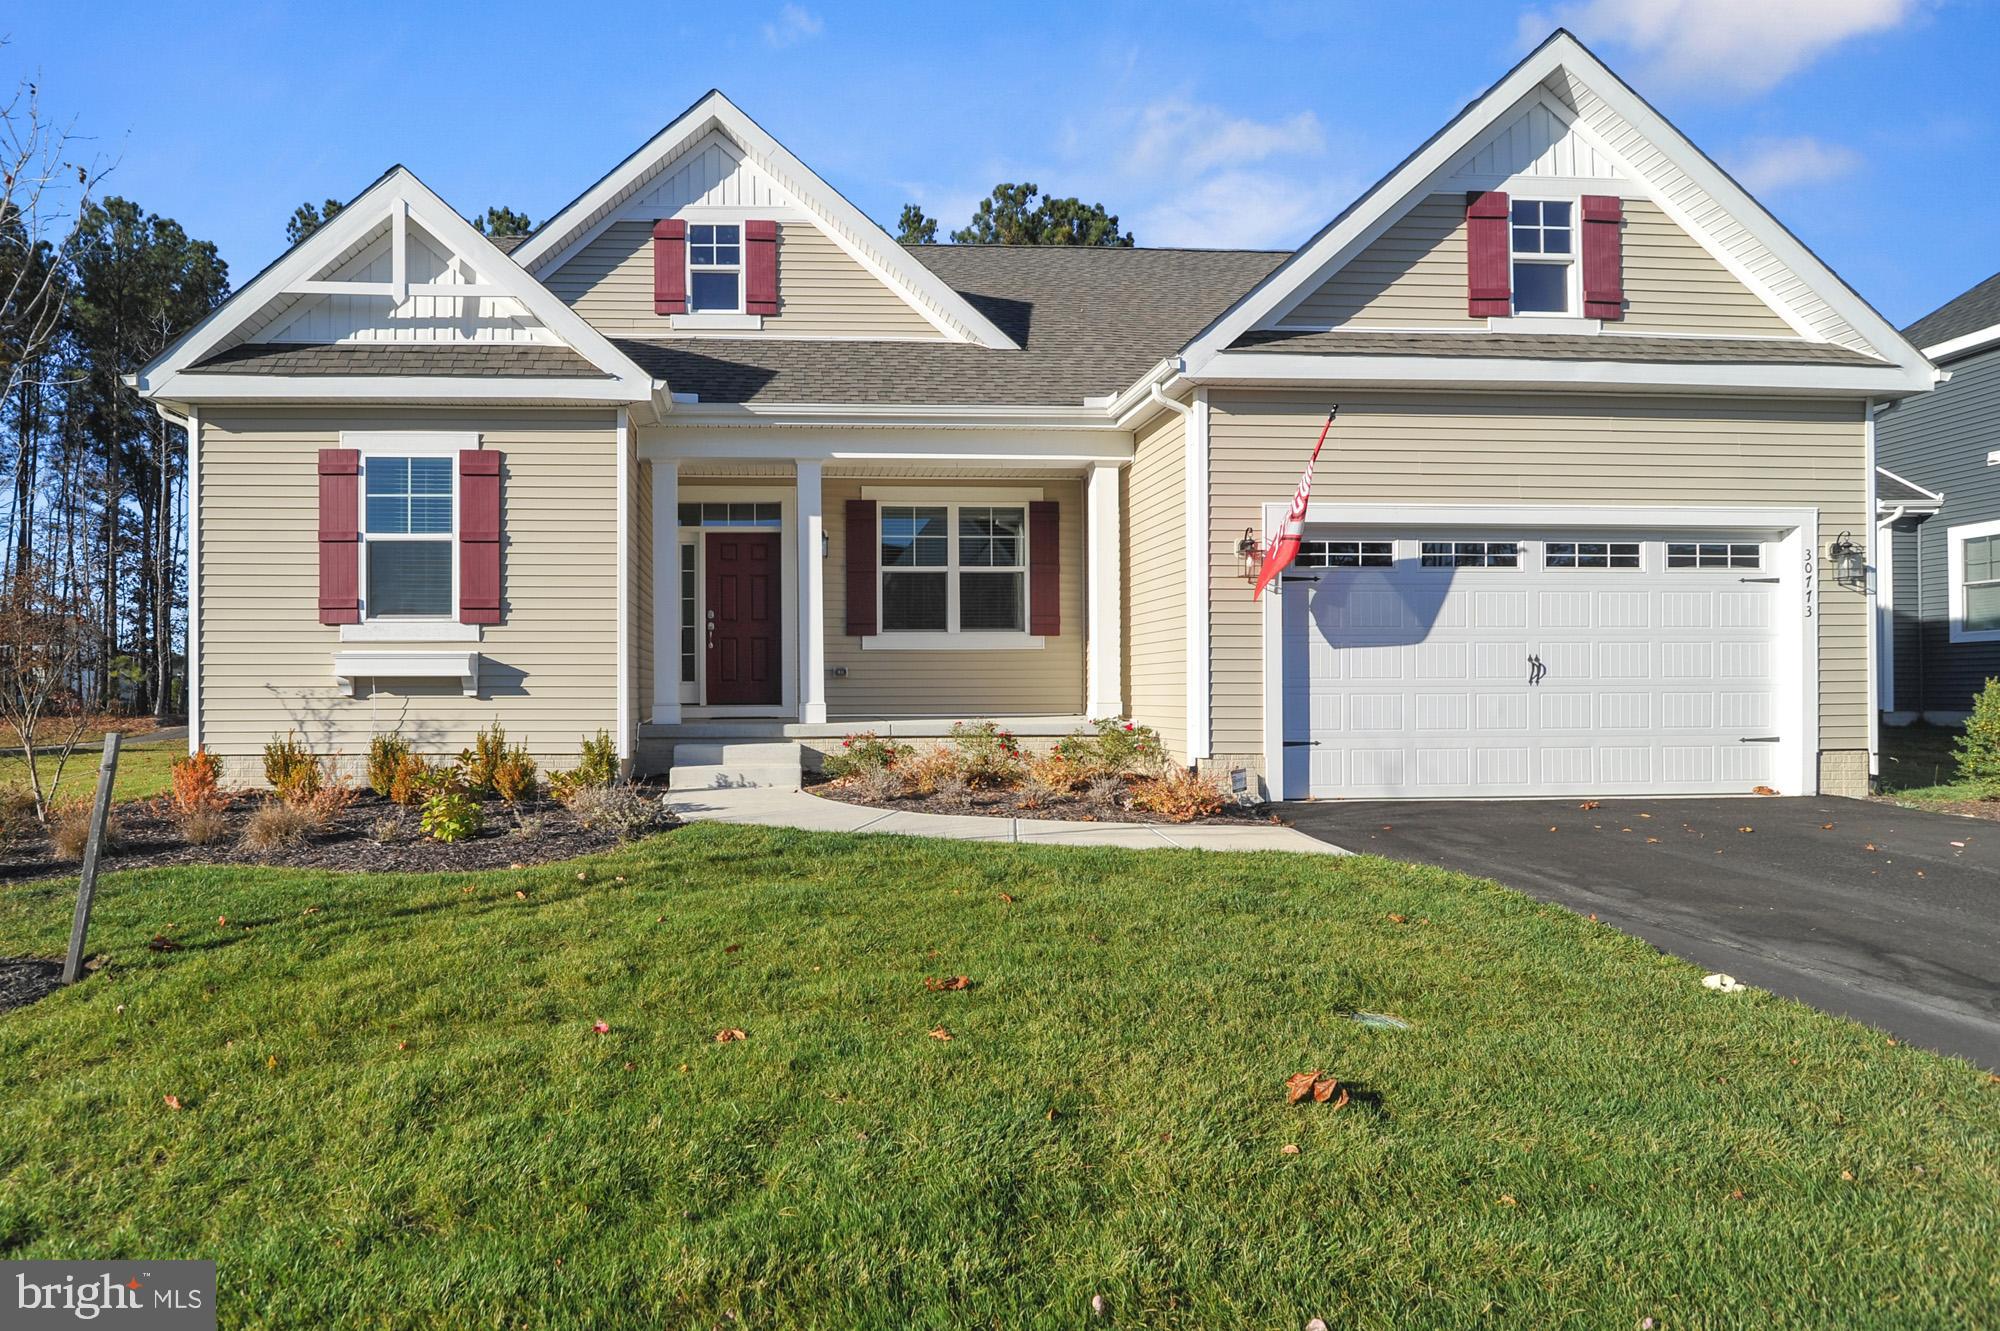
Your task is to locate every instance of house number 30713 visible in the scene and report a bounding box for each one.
[1803,547,1815,618]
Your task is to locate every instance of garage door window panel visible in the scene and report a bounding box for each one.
[1667,541,1760,570]
[1546,541,1640,569]
[1297,539,1394,569]
[1421,540,1519,568]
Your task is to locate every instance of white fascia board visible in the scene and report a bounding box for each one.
[1189,350,1935,397]
[658,400,1115,430]
[135,167,655,401]
[139,374,649,405]
[640,427,1132,466]
[1177,31,1932,386]
[1921,324,2000,364]
[511,92,1016,351]
[1875,464,1944,507]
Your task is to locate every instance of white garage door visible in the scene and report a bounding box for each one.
[1279,530,1786,799]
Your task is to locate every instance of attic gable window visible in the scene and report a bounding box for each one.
[687,224,742,313]
[1510,199,1572,314]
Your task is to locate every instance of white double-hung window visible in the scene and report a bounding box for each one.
[1510,199,1573,314]
[1949,519,2000,642]
[362,454,454,619]
[687,223,742,313]
[879,502,1028,636]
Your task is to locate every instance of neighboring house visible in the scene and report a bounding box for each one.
[136,30,1935,800]
[1875,274,2000,723]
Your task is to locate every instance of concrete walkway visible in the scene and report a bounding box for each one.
[666,786,1345,854]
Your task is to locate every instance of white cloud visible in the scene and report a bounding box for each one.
[1133,167,1351,251]
[1126,100,1326,176]
[761,4,823,49]
[1521,0,1922,95]
[1726,135,1864,194]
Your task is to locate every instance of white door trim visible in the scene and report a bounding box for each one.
[1260,502,1819,800]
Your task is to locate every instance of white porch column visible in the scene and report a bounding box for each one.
[1086,461,1124,719]
[651,458,680,725]
[796,460,828,724]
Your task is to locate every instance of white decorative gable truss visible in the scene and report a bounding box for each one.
[1179,30,1935,398]
[510,90,1017,350]
[135,167,661,408]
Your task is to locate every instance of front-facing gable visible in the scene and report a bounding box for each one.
[1181,30,1934,398]
[514,93,1012,349]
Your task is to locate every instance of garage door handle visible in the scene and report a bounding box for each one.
[1283,740,1319,748]
[1739,576,1780,584]
[1739,736,1781,743]
[1527,654,1545,685]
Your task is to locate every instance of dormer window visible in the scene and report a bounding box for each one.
[687,224,742,313]
[1510,199,1572,314]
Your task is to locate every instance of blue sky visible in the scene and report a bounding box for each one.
[4,0,1992,327]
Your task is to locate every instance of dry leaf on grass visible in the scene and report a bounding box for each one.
[1498,1193,1518,1206]
[923,975,973,992]
[162,1095,183,1111]
[928,1026,953,1042]
[1386,913,1407,925]
[515,890,528,900]
[1737,826,1754,834]
[592,1021,610,1035]
[1285,1070,1349,1108]
[723,944,742,954]
[998,892,1016,903]
[148,935,177,952]
[713,1028,747,1043]
[1280,1143,1301,1155]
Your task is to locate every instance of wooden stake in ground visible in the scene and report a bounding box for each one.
[60,732,121,985]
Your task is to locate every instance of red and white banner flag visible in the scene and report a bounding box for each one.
[1252,407,1338,600]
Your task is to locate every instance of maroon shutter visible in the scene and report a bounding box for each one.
[745,219,778,315]
[844,499,877,636]
[1465,190,1512,317]
[317,449,361,624]
[459,449,502,625]
[653,219,687,315]
[1028,500,1060,637]
[1581,194,1625,320]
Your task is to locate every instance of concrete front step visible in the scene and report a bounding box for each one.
[672,740,803,766]
[666,739,803,792]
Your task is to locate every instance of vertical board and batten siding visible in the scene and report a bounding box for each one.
[821,476,1085,718]
[1279,194,1795,336]
[1122,410,1190,759]
[545,220,941,340]
[254,222,546,346]
[1877,346,2000,714]
[1205,391,1871,788]
[200,409,620,780]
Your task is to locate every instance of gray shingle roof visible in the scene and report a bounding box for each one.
[615,246,1288,406]
[1876,467,1942,508]
[1227,328,1887,366]
[188,342,609,378]
[1903,271,2000,354]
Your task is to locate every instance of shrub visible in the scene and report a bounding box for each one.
[1082,774,1126,811]
[176,806,231,846]
[167,749,226,815]
[1956,678,2000,791]
[949,721,1025,788]
[1057,717,1168,779]
[389,753,448,807]
[240,800,314,853]
[492,745,539,803]
[896,745,963,797]
[0,785,38,845]
[366,733,411,798]
[420,788,484,843]
[823,731,912,781]
[263,731,320,802]
[295,781,358,830]
[1126,767,1231,823]
[549,729,617,802]
[934,772,972,803]
[1025,750,1082,793]
[564,786,673,840]
[852,765,900,803]
[458,723,509,797]
[368,813,406,844]
[50,800,121,860]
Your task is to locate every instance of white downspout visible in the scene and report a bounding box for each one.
[1877,504,1905,719]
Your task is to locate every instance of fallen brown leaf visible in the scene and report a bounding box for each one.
[1280,1143,1301,1155]
[1645,836,1661,844]
[723,944,742,954]
[998,892,1016,903]
[147,935,176,952]
[162,1095,183,1111]
[1578,800,1599,810]
[1753,785,1778,796]
[1498,1193,1518,1206]
[924,975,973,992]
[714,1028,747,1043]
[1387,913,1407,925]
[515,890,528,900]
[397,1041,409,1051]
[1729,1188,1746,1201]
[1841,1169,1855,1181]
[928,1026,953,1042]
[1285,1070,1320,1104]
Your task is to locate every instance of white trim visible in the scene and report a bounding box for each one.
[1921,323,2000,364]
[679,483,799,716]
[143,375,662,406]
[341,431,472,456]
[644,428,1131,464]
[1877,506,1900,714]
[861,633,1047,652]
[616,408,633,762]
[339,621,479,643]
[510,92,1017,350]
[1190,350,1934,397]
[185,405,201,756]
[672,313,762,331]
[1178,32,1929,384]
[1187,389,1212,759]
[135,167,659,405]
[1488,316,1600,334]
[1259,502,1821,800]
[1945,517,2000,644]
[1876,463,1943,509]
[654,403,1124,431]
[873,495,1035,639]
[796,460,827,724]
[1864,401,1879,779]
[332,651,479,698]
[861,484,1045,502]
[651,459,681,724]
[1085,461,1124,719]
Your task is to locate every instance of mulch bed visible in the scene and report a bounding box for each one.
[807,776,1272,826]
[0,788,677,884]
[0,957,63,1015]
[1873,795,2000,821]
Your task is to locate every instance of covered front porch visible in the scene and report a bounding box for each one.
[633,425,1131,774]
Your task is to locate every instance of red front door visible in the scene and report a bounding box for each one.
[705,531,781,706]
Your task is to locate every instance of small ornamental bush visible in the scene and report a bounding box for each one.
[177,806,231,846]
[366,733,411,799]
[491,745,539,803]
[240,800,314,853]
[1057,717,1168,779]
[550,730,618,801]
[896,745,963,797]
[1126,767,1232,823]
[50,799,120,860]
[420,788,484,843]
[389,754,448,807]
[564,785,674,840]
[949,721,1025,788]
[263,731,321,803]
[0,785,39,844]
[458,723,509,797]
[1024,750,1082,794]
[1954,677,2000,793]
[823,731,911,781]
[295,781,358,830]
[167,749,226,815]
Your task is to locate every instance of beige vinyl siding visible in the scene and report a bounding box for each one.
[1122,410,1189,759]
[823,477,1085,718]
[632,447,653,727]
[199,408,620,780]
[1617,198,1796,336]
[545,220,943,340]
[1205,391,1868,781]
[1282,195,1476,329]
[1280,193,1796,337]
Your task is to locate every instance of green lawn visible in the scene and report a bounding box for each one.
[1,825,1995,1328]
[1878,722,1985,803]
[0,734,181,807]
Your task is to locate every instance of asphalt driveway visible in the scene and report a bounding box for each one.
[1278,796,2000,1070]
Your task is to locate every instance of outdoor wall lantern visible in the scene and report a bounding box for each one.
[822,530,830,559]
[1237,528,1264,583]
[1829,532,1865,588]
